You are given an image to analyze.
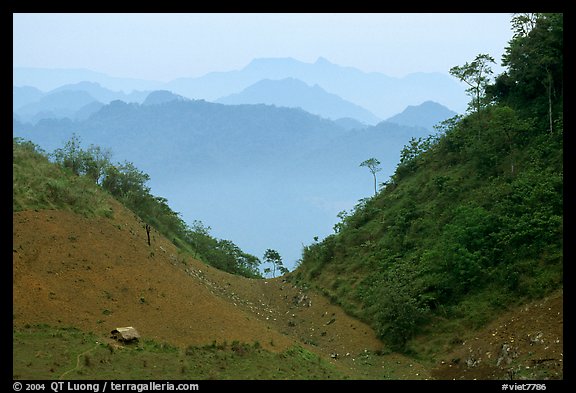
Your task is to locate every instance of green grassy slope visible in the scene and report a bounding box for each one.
[13,138,114,218]
[13,325,345,380]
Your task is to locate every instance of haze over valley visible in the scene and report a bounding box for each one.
[13,58,460,271]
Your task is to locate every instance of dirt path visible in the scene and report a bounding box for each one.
[58,343,100,380]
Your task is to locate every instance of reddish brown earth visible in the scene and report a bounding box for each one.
[13,200,563,379]
[13,201,402,378]
[430,289,563,380]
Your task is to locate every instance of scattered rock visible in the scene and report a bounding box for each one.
[110,326,140,343]
[293,292,311,307]
[496,343,517,367]
[466,355,480,367]
[529,332,544,345]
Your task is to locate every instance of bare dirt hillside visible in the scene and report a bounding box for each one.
[13,202,293,351]
[12,200,562,379]
[14,201,429,378]
[431,289,563,380]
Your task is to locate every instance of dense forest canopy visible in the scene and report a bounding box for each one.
[490,13,563,133]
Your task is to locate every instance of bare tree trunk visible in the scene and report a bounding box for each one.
[548,73,554,135]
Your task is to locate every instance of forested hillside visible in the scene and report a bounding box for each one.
[291,13,563,353]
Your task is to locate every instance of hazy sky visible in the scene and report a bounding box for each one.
[13,13,514,81]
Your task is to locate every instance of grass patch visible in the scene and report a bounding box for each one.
[13,325,346,380]
[13,139,113,218]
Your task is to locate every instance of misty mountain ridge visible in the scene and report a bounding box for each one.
[167,57,467,119]
[385,100,458,130]
[50,81,150,104]
[13,66,164,92]
[14,57,467,119]
[15,90,98,124]
[13,58,461,268]
[143,90,190,106]
[333,117,369,131]
[13,86,44,111]
[13,82,150,124]
[216,77,381,125]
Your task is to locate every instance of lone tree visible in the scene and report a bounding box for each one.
[145,223,151,246]
[263,249,287,278]
[360,158,381,196]
[449,53,496,114]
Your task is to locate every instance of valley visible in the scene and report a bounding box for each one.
[13,13,564,382]
[12,201,563,380]
[13,203,428,380]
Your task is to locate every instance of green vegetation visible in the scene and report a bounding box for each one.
[359,158,382,196]
[449,53,496,114]
[263,249,288,278]
[13,325,345,380]
[291,13,562,353]
[13,136,262,279]
[492,13,563,134]
[13,138,113,218]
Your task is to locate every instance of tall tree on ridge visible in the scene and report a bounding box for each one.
[450,53,496,115]
[360,157,381,196]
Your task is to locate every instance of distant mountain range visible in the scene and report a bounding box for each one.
[13,96,456,269]
[14,57,467,120]
[142,90,190,106]
[167,57,467,119]
[13,57,464,268]
[385,100,457,130]
[15,89,97,124]
[217,77,381,125]
[13,82,149,124]
[13,67,163,92]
